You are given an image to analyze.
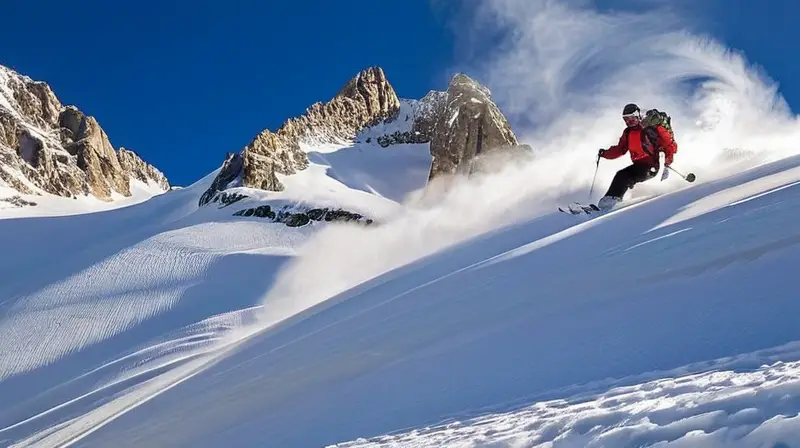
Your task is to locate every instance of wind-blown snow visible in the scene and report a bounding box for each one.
[5,1,800,447]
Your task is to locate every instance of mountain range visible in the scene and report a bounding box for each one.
[0,64,530,220]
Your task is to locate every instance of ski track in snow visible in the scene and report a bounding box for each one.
[0,221,294,381]
[0,172,311,445]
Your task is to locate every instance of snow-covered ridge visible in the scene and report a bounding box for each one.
[194,69,440,224]
[199,154,423,227]
[0,64,169,210]
[197,67,401,205]
[198,68,526,212]
[353,94,445,148]
[354,99,424,145]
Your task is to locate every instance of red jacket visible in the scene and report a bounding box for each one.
[602,125,677,166]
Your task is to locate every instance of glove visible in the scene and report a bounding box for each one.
[598,148,606,158]
[661,168,669,181]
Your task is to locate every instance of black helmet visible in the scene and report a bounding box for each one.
[623,103,640,115]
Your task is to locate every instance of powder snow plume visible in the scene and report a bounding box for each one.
[463,0,800,183]
[254,0,800,330]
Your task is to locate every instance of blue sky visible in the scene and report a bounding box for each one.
[1,0,798,186]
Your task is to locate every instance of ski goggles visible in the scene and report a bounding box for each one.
[622,112,641,124]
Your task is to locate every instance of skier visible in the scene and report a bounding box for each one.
[595,103,678,210]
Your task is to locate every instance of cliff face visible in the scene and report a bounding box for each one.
[200,66,530,208]
[368,74,530,180]
[411,74,524,180]
[0,65,169,204]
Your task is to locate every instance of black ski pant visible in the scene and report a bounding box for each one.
[605,161,658,198]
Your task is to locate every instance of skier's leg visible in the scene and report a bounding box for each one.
[599,163,656,209]
[610,162,658,195]
[599,163,657,211]
[598,164,637,210]
[595,163,659,211]
[628,162,659,185]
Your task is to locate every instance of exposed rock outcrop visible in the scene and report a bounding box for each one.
[202,187,248,208]
[0,65,169,201]
[427,74,520,179]
[198,152,245,206]
[371,74,530,179]
[0,195,37,208]
[232,204,373,227]
[118,148,170,191]
[199,66,401,205]
[374,90,447,148]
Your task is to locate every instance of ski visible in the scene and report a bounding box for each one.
[559,202,600,215]
[559,194,662,217]
[558,206,582,215]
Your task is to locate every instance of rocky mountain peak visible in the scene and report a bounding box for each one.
[0,65,169,205]
[200,66,402,205]
[335,66,400,126]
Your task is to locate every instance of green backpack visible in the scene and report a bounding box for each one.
[642,108,674,140]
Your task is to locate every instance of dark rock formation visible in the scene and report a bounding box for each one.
[232,204,373,227]
[0,195,37,208]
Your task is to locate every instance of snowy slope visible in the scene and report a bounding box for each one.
[0,168,307,438]
[0,135,432,447]
[6,147,800,448]
[203,98,434,226]
[0,178,168,219]
[300,100,433,204]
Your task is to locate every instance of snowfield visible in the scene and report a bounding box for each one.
[43,152,800,448]
[4,140,800,448]
[0,135,431,447]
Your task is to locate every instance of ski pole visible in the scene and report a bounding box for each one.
[667,165,696,183]
[588,155,600,200]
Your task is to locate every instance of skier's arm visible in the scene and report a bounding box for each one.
[600,132,628,160]
[656,126,677,166]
